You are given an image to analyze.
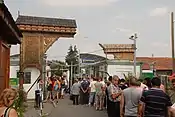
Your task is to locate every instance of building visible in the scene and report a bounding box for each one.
[0,1,22,93]
[80,53,142,79]
[10,54,51,99]
[137,57,173,76]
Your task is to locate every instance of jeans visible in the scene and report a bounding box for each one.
[89,92,96,104]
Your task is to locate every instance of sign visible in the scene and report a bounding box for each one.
[9,78,19,88]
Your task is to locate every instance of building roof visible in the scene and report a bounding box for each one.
[16,15,77,28]
[137,57,172,70]
[100,44,134,49]
[0,2,22,44]
[80,53,107,63]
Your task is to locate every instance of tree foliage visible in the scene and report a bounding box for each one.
[65,45,79,76]
[65,45,79,65]
[49,60,68,76]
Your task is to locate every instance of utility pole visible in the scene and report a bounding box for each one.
[78,49,82,78]
[171,12,175,73]
[70,61,73,87]
[43,54,47,99]
[129,33,138,77]
[19,41,24,89]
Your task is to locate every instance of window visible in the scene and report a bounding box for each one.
[24,72,31,84]
[16,71,19,78]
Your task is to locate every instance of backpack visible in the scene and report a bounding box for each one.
[54,81,59,91]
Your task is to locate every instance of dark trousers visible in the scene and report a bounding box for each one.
[73,95,79,105]
[80,91,89,105]
[107,100,120,117]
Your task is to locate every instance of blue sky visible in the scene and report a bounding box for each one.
[6,0,175,60]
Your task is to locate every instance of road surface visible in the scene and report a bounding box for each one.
[24,97,107,117]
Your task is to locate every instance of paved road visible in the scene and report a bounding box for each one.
[24,97,107,117]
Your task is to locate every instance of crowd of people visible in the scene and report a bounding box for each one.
[70,75,175,117]
[0,74,174,117]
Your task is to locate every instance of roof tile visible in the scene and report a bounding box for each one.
[16,15,77,28]
[136,57,172,70]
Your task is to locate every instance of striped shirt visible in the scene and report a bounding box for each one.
[140,88,172,117]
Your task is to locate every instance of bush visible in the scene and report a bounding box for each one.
[13,89,28,117]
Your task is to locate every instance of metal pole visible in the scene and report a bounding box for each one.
[171,12,175,73]
[133,38,137,77]
[78,49,82,78]
[70,61,73,87]
[43,54,47,99]
[19,41,24,89]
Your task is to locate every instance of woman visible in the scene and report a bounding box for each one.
[0,88,18,117]
[107,75,122,117]
[46,77,54,101]
[60,77,66,99]
[54,77,61,103]
[71,79,80,105]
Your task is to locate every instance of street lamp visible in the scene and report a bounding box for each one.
[129,33,138,77]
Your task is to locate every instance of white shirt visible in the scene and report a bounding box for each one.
[89,81,97,92]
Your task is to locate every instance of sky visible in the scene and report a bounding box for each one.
[6,0,175,61]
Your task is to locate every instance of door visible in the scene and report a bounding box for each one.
[0,42,8,93]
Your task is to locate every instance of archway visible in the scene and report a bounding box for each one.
[16,15,77,99]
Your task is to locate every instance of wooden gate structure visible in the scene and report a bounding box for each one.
[0,1,22,93]
[99,44,134,60]
[16,15,77,88]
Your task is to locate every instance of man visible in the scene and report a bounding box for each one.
[120,77,142,117]
[138,77,172,117]
[88,77,97,106]
[168,79,175,116]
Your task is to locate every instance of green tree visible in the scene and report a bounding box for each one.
[65,45,79,85]
[49,60,68,76]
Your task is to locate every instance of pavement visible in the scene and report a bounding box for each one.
[24,97,108,117]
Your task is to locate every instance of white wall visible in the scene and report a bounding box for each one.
[10,66,19,78]
[107,65,140,79]
[10,66,40,99]
[23,67,40,99]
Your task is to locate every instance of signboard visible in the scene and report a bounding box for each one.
[9,78,19,88]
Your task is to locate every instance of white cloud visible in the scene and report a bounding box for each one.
[151,42,168,47]
[115,15,125,19]
[42,0,120,6]
[150,7,168,16]
[115,28,132,33]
